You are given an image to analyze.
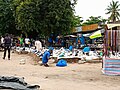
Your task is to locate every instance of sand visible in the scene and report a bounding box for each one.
[0,51,120,90]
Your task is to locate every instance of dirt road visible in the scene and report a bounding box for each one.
[0,51,120,90]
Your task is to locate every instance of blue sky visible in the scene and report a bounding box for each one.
[75,0,119,20]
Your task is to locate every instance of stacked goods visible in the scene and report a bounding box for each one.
[102,58,120,75]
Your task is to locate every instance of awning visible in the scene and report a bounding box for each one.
[64,35,77,38]
[83,29,104,38]
[89,30,102,39]
[83,33,91,37]
[107,24,120,29]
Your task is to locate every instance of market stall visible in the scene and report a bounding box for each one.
[102,24,120,75]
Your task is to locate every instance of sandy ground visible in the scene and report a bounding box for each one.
[0,51,120,90]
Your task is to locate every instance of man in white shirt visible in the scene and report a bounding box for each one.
[35,38,42,52]
[1,36,4,44]
[25,37,30,47]
[0,36,4,50]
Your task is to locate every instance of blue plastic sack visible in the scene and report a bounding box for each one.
[83,47,90,53]
[69,45,73,51]
[56,59,67,67]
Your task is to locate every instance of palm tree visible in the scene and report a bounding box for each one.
[106,0,120,22]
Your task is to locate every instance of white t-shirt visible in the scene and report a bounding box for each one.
[25,38,30,44]
[1,37,4,44]
[35,40,42,51]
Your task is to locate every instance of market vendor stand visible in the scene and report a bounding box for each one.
[102,24,120,75]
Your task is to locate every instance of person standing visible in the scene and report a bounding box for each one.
[0,36,4,50]
[19,36,24,47]
[76,36,81,49]
[48,37,53,47]
[24,37,30,47]
[3,33,11,60]
[35,38,42,52]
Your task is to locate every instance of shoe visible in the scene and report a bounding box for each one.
[3,57,5,59]
[44,64,49,67]
[8,58,10,60]
[40,63,43,66]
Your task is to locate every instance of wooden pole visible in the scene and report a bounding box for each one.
[111,28,112,48]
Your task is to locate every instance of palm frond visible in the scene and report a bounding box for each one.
[105,0,120,22]
[117,9,120,11]
[105,11,111,14]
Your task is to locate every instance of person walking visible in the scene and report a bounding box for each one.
[3,33,11,60]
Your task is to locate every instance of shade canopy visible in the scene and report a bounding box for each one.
[107,24,120,29]
[89,30,102,39]
[64,35,77,38]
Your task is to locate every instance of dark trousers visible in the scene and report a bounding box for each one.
[25,44,29,47]
[3,46,10,59]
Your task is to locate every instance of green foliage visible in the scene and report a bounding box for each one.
[72,15,83,27]
[0,0,16,35]
[38,0,76,36]
[106,0,120,22]
[15,0,39,34]
[0,0,77,37]
[82,16,107,26]
[13,0,77,37]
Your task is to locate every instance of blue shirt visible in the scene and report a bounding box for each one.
[42,51,50,64]
[48,38,53,43]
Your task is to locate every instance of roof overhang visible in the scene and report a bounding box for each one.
[107,24,120,29]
